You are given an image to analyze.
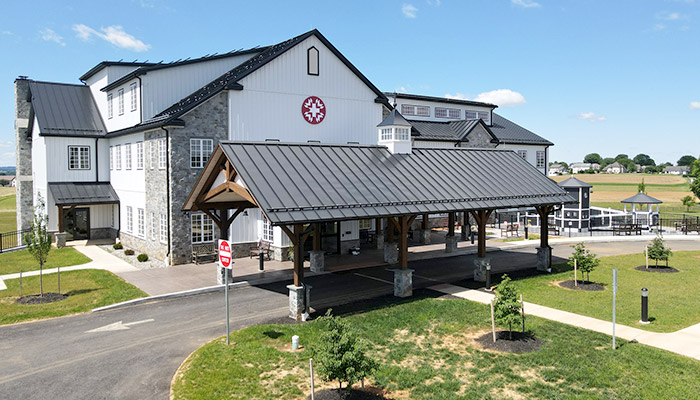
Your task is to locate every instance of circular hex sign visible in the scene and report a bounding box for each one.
[301,96,326,124]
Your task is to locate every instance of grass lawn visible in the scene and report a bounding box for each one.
[0,269,147,325]
[494,234,539,243]
[0,247,92,275]
[0,193,16,232]
[508,250,700,333]
[172,294,700,400]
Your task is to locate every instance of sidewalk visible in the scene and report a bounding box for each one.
[430,283,700,361]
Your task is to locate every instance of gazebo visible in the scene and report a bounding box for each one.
[621,192,662,228]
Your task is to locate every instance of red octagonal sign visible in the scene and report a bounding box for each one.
[219,239,232,269]
[301,96,325,124]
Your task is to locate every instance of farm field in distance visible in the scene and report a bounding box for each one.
[0,187,16,232]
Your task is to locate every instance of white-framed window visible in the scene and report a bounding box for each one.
[359,219,372,230]
[435,107,460,119]
[401,104,430,117]
[130,82,137,111]
[517,150,527,159]
[465,110,477,119]
[191,213,214,244]
[107,94,113,119]
[115,144,122,170]
[125,143,132,170]
[536,151,546,168]
[137,208,144,238]
[67,145,90,170]
[118,88,124,115]
[380,128,392,141]
[478,111,490,124]
[136,142,144,169]
[307,46,319,76]
[262,219,274,243]
[395,127,410,141]
[109,146,113,170]
[158,139,166,169]
[160,213,167,243]
[190,138,214,168]
[126,206,133,233]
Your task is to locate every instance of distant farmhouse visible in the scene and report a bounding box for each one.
[663,166,689,175]
[548,163,568,176]
[602,161,626,174]
[570,163,600,173]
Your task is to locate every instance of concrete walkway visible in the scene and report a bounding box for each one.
[430,283,700,361]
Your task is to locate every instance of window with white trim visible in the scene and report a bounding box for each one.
[160,213,167,243]
[191,213,214,244]
[130,82,137,111]
[517,150,527,159]
[158,139,166,169]
[190,138,214,168]
[67,146,90,170]
[401,104,430,117]
[111,205,115,227]
[262,219,274,243]
[118,89,124,115]
[109,146,113,170]
[107,94,113,119]
[359,219,372,230]
[465,110,477,119]
[125,143,132,170]
[477,111,490,124]
[136,142,144,169]
[150,212,157,240]
[435,107,460,119]
[115,145,122,170]
[536,151,546,168]
[307,47,319,76]
[395,127,410,141]
[137,208,144,238]
[126,206,133,233]
[380,128,392,141]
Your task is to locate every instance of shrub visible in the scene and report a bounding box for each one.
[494,274,523,339]
[648,235,672,267]
[568,242,600,282]
[137,254,149,262]
[112,243,123,250]
[124,249,135,256]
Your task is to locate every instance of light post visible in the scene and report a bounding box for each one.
[640,288,650,324]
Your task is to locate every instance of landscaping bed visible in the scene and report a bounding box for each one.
[0,247,91,275]
[171,292,700,400]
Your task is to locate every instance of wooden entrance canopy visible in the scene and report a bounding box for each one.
[48,182,120,233]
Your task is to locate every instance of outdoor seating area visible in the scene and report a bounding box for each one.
[500,223,520,238]
[191,243,217,264]
[612,223,642,236]
[249,240,271,260]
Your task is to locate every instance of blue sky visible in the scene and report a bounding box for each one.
[1,0,698,167]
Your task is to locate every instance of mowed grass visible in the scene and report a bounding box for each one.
[508,250,700,333]
[0,247,91,275]
[172,295,700,400]
[0,269,147,325]
[0,193,16,232]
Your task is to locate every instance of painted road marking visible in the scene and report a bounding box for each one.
[85,319,155,333]
[353,273,393,285]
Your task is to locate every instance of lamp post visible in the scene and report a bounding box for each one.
[640,288,650,324]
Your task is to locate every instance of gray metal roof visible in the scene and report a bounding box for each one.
[385,92,498,109]
[410,119,495,143]
[377,109,411,127]
[557,176,592,188]
[621,192,662,204]
[29,81,106,137]
[489,114,553,145]
[48,182,119,206]
[211,142,574,225]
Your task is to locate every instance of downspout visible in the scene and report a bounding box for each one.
[95,138,99,182]
[162,127,171,264]
[136,76,143,124]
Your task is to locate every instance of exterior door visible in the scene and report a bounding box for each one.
[64,208,90,240]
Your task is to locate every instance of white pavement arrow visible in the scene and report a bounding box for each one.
[85,319,154,333]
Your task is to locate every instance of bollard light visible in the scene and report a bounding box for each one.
[485,264,491,291]
[259,248,265,271]
[640,288,649,324]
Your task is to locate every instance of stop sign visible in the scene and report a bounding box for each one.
[219,239,232,269]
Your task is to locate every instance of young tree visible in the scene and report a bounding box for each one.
[311,310,378,390]
[681,195,696,212]
[568,243,600,282]
[647,235,672,267]
[638,178,647,194]
[23,195,52,297]
[493,275,522,340]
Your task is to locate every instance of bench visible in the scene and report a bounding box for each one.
[683,223,700,234]
[191,243,217,264]
[612,223,642,236]
[548,225,560,236]
[249,240,271,260]
[500,223,520,238]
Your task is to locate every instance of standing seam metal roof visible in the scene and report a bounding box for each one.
[48,182,119,205]
[29,81,106,137]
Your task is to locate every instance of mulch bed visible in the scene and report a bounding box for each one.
[634,265,679,273]
[476,330,544,353]
[15,292,67,305]
[308,388,390,400]
[557,280,605,291]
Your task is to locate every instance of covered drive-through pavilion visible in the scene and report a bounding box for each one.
[183,141,575,320]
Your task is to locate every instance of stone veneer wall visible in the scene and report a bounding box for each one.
[142,129,170,262]
[15,79,33,231]
[457,124,497,149]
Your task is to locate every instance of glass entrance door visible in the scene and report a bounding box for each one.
[64,208,90,240]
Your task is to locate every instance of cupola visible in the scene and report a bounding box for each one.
[377,109,412,154]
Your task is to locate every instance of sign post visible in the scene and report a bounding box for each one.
[219,239,233,345]
[612,268,618,350]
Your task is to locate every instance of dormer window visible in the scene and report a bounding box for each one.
[307,47,319,76]
[396,127,410,140]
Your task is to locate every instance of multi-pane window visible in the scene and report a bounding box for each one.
[109,146,114,170]
[150,212,157,240]
[262,219,274,242]
[477,111,490,124]
[115,145,122,169]
[395,127,410,141]
[130,82,137,111]
[465,110,477,119]
[536,151,546,168]
[125,143,132,170]
[380,128,392,141]
[118,89,124,115]
[435,107,460,119]
[190,138,214,168]
[517,150,527,159]
[359,219,372,230]
[126,206,133,233]
[191,213,214,244]
[68,146,90,170]
[137,208,145,238]
[158,139,166,169]
[107,94,113,119]
[401,104,430,117]
[160,213,167,243]
[136,142,144,169]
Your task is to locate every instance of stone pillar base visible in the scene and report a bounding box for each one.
[54,232,66,248]
[445,235,458,253]
[384,242,398,264]
[390,268,413,298]
[375,233,385,249]
[217,265,233,285]
[536,246,552,272]
[473,257,491,282]
[287,284,312,320]
[419,229,431,244]
[310,250,325,272]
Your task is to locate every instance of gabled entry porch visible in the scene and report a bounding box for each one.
[49,182,120,242]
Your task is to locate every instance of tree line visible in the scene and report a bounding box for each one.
[552,154,698,174]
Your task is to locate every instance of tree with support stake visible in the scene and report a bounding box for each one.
[568,243,599,283]
[647,234,672,268]
[493,274,524,340]
[23,195,52,297]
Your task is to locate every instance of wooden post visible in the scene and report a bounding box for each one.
[310,358,315,400]
[313,223,321,251]
[375,218,381,235]
[520,294,525,333]
[470,210,492,258]
[398,215,408,270]
[293,224,304,287]
[574,259,578,287]
[490,299,497,343]
[57,205,64,233]
[387,217,395,243]
[19,269,22,297]
[448,212,455,236]
[645,246,649,269]
[422,214,429,230]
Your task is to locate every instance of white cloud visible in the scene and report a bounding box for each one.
[2,30,13,35]
[445,93,469,100]
[402,3,418,18]
[653,23,666,31]
[73,24,150,52]
[511,0,541,8]
[690,101,700,110]
[473,89,527,107]
[576,112,607,122]
[40,28,65,46]
[657,11,686,21]
[427,0,441,5]
[0,151,15,166]
[395,86,408,93]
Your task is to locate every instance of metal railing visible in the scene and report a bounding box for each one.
[0,228,31,253]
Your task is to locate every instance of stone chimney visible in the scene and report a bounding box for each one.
[15,77,33,231]
[377,109,412,155]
